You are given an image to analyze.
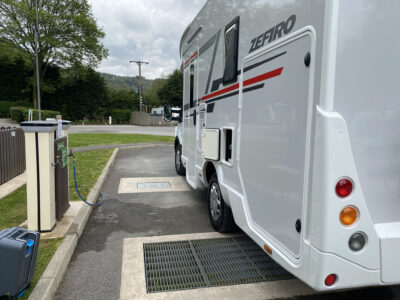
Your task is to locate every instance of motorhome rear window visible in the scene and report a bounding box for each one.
[190,64,194,108]
[223,17,239,85]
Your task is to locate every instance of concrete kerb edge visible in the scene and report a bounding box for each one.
[28,148,119,300]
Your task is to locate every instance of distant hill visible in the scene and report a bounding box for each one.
[100,72,153,91]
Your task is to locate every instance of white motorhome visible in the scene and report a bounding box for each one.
[166,0,400,291]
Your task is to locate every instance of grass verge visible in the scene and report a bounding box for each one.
[0,147,114,297]
[69,148,114,201]
[69,133,174,148]
[0,185,27,231]
[20,238,63,299]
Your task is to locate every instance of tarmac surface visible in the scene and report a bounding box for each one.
[56,145,212,299]
[56,145,400,300]
[69,125,175,136]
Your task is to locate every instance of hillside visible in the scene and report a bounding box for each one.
[100,72,153,91]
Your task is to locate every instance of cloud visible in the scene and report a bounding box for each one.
[89,0,206,79]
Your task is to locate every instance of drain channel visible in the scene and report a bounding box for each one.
[143,236,294,293]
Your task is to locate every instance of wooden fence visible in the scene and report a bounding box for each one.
[0,127,25,185]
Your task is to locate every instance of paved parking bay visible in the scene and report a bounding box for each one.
[56,145,400,300]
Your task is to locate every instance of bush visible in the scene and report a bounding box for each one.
[9,107,26,123]
[0,100,30,118]
[9,107,61,123]
[111,109,131,124]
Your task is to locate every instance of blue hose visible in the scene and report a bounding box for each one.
[72,155,105,207]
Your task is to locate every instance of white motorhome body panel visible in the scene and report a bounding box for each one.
[202,129,220,161]
[333,0,400,224]
[239,33,312,258]
[178,0,400,291]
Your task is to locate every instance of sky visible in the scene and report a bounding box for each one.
[89,0,207,79]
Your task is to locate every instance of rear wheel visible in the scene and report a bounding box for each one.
[175,144,185,175]
[207,174,236,232]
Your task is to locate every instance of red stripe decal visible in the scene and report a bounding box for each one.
[201,67,283,101]
[185,51,198,66]
[202,83,239,101]
[243,67,283,87]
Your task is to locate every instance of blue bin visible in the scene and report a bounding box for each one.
[0,227,40,298]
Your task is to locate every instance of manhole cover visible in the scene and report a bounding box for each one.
[143,236,294,293]
[138,182,171,189]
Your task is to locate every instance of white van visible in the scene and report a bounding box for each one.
[165,0,400,291]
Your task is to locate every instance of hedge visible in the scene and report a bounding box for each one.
[0,100,30,118]
[9,107,61,123]
[111,109,131,124]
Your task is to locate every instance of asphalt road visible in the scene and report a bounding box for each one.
[56,145,400,300]
[69,125,175,136]
[56,145,212,300]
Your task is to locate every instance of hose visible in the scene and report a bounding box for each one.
[71,153,105,207]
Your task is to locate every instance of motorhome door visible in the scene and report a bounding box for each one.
[238,32,313,258]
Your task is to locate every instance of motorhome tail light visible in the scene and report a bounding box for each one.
[349,232,367,251]
[335,178,353,198]
[340,206,358,226]
[325,274,337,286]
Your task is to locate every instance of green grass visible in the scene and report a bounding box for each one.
[69,133,174,148]
[0,148,114,297]
[69,148,114,201]
[0,185,27,231]
[20,238,63,299]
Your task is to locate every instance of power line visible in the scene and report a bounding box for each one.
[144,0,188,23]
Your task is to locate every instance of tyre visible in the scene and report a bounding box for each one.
[175,144,185,175]
[207,173,236,233]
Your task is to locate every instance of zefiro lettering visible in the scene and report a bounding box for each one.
[249,15,296,53]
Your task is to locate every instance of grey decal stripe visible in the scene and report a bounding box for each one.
[243,51,287,73]
[205,83,265,105]
[206,103,215,113]
[210,51,285,92]
[199,32,217,55]
[205,30,221,94]
[188,26,203,44]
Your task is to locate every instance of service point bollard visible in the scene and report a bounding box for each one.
[21,121,58,232]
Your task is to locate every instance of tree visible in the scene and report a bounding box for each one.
[157,69,183,107]
[0,0,108,108]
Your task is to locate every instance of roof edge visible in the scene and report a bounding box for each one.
[179,0,210,58]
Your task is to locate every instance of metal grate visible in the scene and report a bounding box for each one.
[143,236,294,293]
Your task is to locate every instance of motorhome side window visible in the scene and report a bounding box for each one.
[223,18,239,85]
[190,64,194,108]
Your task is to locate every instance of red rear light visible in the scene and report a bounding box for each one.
[335,178,353,198]
[325,274,337,286]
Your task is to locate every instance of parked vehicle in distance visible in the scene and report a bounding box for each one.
[165,0,400,291]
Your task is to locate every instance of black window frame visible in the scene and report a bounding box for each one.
[190,64,194,108]
[223,16,240,85]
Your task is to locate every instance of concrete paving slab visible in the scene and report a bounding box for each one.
[0,172,26,199]
[118,176,191,194]
[120,232,315,300]
[41,202,83,239]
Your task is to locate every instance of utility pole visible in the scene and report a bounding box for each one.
[129,60,149,112]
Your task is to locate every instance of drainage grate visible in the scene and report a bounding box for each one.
[143,236,294,293]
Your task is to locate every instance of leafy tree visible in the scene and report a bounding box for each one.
[0,0,108,108]
[157,69,182,107]
[144,78,167,106]
[107,88,138,111]
[44,66,108,121]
